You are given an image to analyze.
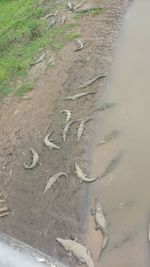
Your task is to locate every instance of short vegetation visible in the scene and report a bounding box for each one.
[0,0,103,97]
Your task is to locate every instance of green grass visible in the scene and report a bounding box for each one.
[65,32,80,41]
[0,85,11,96]
[0,0,79,97]
[15,82,33,97]
[0,0,103,98]
[74,7,103,19]
[92,7,104,15]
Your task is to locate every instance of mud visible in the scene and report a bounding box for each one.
[0,0,132,266]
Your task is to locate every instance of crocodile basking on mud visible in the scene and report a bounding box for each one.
[56,238,94,267]
[44,132,60,150]
[24,148,39,169]
[63,120,76,142]
[91,199,109,259]
[77,118,92,141]
[66,91,96,100]
[75,163,97,183]
[61,109,72,124]
[43,172,67,194]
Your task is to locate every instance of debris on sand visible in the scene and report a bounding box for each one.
[67,1,84,11]
[59,15,66,26]
[40,13,57,20]
[67,1,74,10]
[78,75,106,89]
[61,109,72,124]
[117,201,134,209]
[0,211,10,218]
[75,163,97,182]
[30,53,46,66]
[48,54,55,65]
[91,199,109,259]
[44,132,60,150]
[75,6,102,13]
[74,39,84,52]
[7,128,18,142]
[73,3,84,11]
[3,169,13,188]
[66,91,96,100]
[95,102,115,111]
[97,130,120,146]
[0,193,10,218]
[43,172,67,194]
[24,148,39,170]
[44,116,52,137]
[48,18,57,29]
[56,238,94,267]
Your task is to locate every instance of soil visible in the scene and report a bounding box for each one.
[0,0,132,266]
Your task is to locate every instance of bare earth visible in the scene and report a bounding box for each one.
[0,0,131,266]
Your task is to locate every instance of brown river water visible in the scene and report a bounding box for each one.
[86,0,150,266]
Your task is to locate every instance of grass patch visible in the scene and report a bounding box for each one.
[0,0,103,98]
[48,25,80,51]
[65,31,80,41]
[15,82,33,97]
[92,7,104,15]
[0,0,79,97]
[0,85,11,97]
[74,7,103,19]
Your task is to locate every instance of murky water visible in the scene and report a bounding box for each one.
[86,0,150,266]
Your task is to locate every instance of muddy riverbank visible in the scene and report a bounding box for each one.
[0,0,132,266]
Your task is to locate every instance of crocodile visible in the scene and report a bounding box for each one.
[66,91,96,101]
[24,148,39,169]
[91,199,109,259]
[97,130,120,146]
[31,53,46,66]
[63,120,76,142]
[77,118,92,141]
[56,238,94,267]
[75,163,97,183]
[43,172,67,194]
[78,75,106,89]
[95,102,115,111]
[61,109,72,124]
[44,132,60,150]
